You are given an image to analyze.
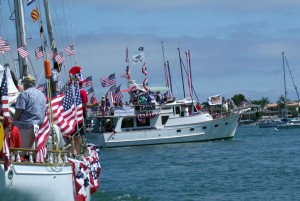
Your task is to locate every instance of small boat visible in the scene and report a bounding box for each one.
[258,116,285,128]
[277,117,300,129]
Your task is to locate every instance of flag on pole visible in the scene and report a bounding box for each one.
[49,47,57,60]
[65,45,75,56]
[55,52,65,64]
[0,40,11,52]
[17,46,29,58]
[132,52,144,63]
[86,87,94,95]
[164,61,173,97]
[35,46,44,60]
[208,94,223,105]
[114,85,123,103]
[100,73,116,87]
[141,62,147,76]
[81,76,93,88]
[0,70,10,118]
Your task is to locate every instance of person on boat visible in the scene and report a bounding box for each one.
[50,62,62,97]
[13,75,46,149]
[196,102,202,111]
[140,94,147,104]
[0,114,22,149]
[155,91,162,104]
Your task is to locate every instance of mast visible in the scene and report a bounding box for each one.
[14,0,28,78]
[43,0,56,57]
[282,52,288,117]
[177,48,186,98]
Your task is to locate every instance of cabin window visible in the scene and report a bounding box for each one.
[214,124,219,127]
[175,106,180,115]
[161,116,169,125]
[121,118,134,128]
[190,128,194,131]
[203,126,207,129]
[136,117,150,127]
[104,118,115,132]
[177,129,181,132]
[225,122,228,125]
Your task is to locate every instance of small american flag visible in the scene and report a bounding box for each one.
[52,83,83,136]
[55,52,65,64]
[35,46,44,60]
[114,85,123,103]
[87,87,94,95]
[36,83,46,95]
[0,40,11,52]
[100,73,116,87]
[17,46,29,58]
[81,76,93,88]
[65,45,75,56]
[0,70,9,118]
[49,47,57,60]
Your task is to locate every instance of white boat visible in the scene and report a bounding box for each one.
[277,117,300,129]
[85,80,241,148]
[258,116,285,128]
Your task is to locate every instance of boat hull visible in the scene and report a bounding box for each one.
[86,114,240,148]
[0,162,80,201]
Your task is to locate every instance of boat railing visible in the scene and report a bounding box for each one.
[6,148,71,164]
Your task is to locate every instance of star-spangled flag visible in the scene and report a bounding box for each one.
[87,87,94,95]
[65,45,75,56]
[36,83,46,95]
[100,73,116,87]
[17,46,29,58]
[35,46,44,60]
[52,83,83,136]
[142,62,147,76]
[0,70,10,118]
[55,52,65,64]
[27,0,35,6]
[114,85,123,103]
[81,76,93,88]
[108,85,116,103]
[0,40,11,52]
[49,47,57,60]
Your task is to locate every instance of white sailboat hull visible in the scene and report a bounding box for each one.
[86,114,240,148]
[0,162,88,201]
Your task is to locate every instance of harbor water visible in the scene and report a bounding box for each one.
[93,126,300,201]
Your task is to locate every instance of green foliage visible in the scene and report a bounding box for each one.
[251,97,270,107]
[231,94,246,106]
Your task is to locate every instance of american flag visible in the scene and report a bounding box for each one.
[65,45,75,56]
[87,87,94,95]
[100,73,116,87]
[35,46,44,60]
[35,108,50,163]
[142,62,147,76]
[108,85,116,103]
[0,70,9,118]
[0,39,11,52]
[185,50,193,98]
[17,46,29,58]
[49,47,57,60]
[114,85,123,103]
[81,76,93,88]
[55,52,65,65]
[36,83,46,95]
[164,61,173,97]
[52,83,83,136]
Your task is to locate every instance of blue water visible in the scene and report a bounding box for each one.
[92,126,300,201]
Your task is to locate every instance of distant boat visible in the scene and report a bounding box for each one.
[277,117,300,129]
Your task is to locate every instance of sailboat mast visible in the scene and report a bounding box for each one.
[282,52,288,117]
[177,48,186,98]
[43,0,56,56]
[14,0,28,78]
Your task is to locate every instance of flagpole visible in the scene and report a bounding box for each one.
[177,48,186,98]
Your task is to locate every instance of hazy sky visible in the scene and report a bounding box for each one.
[1,0,300,103]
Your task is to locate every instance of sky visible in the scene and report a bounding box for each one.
[1,0,300,103]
